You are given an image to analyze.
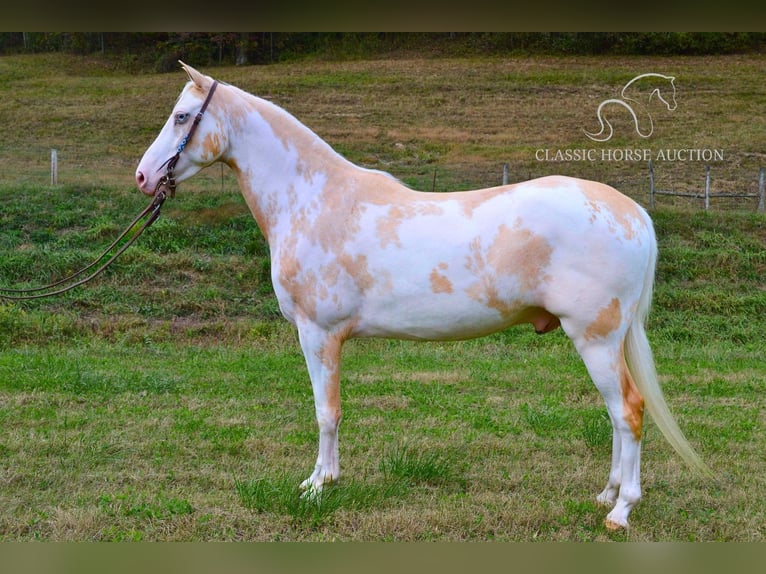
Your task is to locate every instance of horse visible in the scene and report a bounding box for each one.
[135,62,708,530]
[584,73,677,142]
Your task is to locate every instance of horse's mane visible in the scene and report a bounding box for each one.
[226,81,405,187]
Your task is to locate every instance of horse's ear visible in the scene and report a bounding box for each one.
[179,60,211,90]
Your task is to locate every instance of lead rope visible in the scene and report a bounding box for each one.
[0,79,219,302]
[0,191,167,301]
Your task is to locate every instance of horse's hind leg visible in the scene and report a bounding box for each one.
[597,413,622,509]
[571,335,644,530]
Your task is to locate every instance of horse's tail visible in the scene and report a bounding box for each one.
[625,216,712,477]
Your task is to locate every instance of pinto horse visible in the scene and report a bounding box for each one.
[136,63,708,530]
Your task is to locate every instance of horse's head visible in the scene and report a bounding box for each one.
[136,61,225,196]
[653,75,677,112]
[622,73,677,113]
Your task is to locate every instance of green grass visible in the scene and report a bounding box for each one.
[379,444,460,487]
[0,54,764,541]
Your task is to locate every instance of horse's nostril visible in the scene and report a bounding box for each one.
[136,171,146,187]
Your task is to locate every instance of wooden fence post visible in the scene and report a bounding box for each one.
[51,149,58,186]
[648,160,655,210]
[502,163,509,186]
[704,164,711,211]
[758,167,765,213]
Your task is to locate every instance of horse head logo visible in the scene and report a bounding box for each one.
[584,73,677,142]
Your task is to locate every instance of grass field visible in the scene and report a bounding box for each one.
[0,53,765,541]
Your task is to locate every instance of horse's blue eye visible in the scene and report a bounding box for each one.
[175,112,189,125]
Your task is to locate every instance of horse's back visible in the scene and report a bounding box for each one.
[426,174,655,275]
[348,175,654,341]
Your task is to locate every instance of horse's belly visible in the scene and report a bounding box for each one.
[355,293,534,341]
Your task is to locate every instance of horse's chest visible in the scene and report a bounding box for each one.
[271,244,366,325]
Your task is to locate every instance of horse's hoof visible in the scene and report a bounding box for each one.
[604,517,628,531]
[300,478,328,501]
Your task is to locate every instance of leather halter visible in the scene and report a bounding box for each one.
[155,80,219,198]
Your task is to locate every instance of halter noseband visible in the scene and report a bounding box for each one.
[155,80,219,198]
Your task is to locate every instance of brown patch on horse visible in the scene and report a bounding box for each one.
[319,320,360,421]
[374,201,445,249]
[430,263,453,294]
[464,224,553,319]
[201,130,223,162]
[580,180,645,241]
[619,347,645,441]
[585,297,622,341]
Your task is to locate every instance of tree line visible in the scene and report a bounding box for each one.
[1,32,764,70]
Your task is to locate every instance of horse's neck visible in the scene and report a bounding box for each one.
[223,89,357,243]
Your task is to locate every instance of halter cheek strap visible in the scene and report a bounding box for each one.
[156,80,219,198]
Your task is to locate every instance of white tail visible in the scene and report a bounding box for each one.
[625,225,712,477]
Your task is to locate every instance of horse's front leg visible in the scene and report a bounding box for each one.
[296,320,347,494]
